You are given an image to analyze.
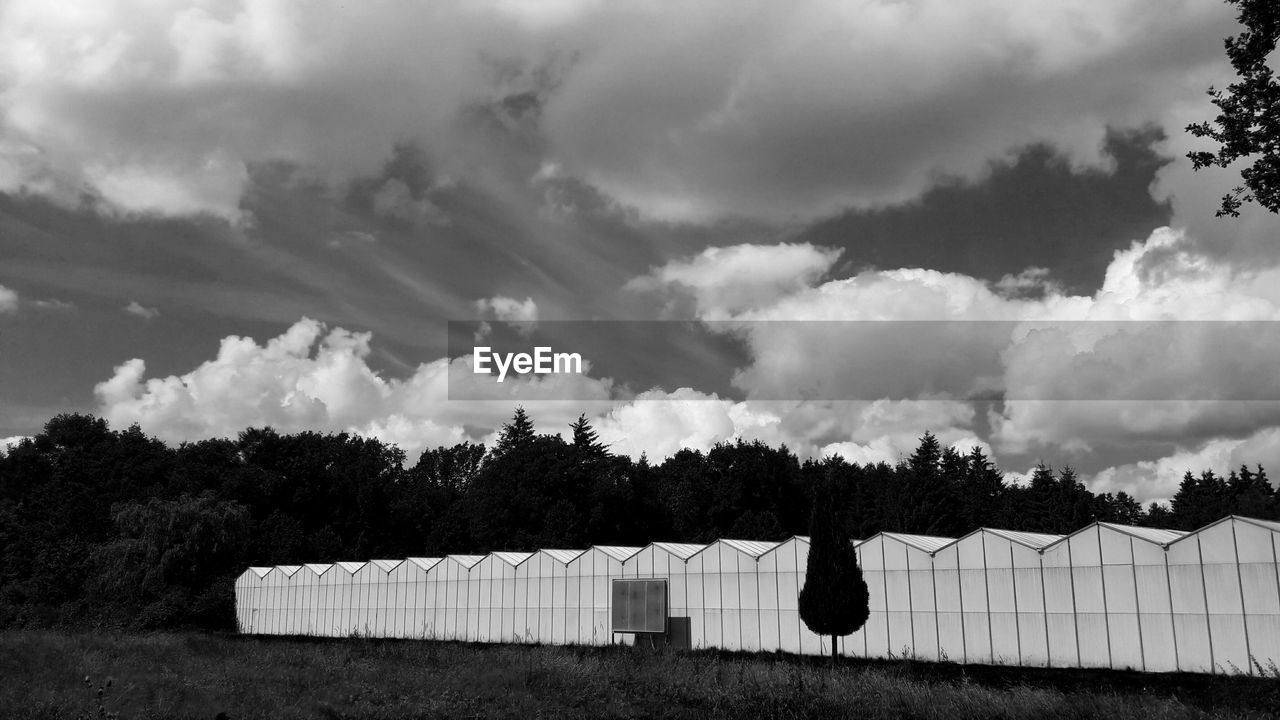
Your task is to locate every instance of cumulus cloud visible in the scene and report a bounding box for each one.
[87,303,1269,499]
[992,229,1280,454]
[1091,427,1280,504]
[0,283,16,312]
[0,0,1242,226]
[591,392,985,466]
[93,316,619,461]
[0,435,27,454]
[593,388,743,460]
[123,300,160,321]
[90,313,992,469]
[631,228,1280,492]
[819,431,991,469]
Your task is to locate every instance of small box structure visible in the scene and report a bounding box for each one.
[612,578,668,636]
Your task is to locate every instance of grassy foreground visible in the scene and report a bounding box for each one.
[1,631,1278,720]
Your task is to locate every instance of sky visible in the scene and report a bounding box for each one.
[3,0,1280,505]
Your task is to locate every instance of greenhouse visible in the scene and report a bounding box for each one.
[235,515,1280,675]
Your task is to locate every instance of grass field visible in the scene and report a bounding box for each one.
[1,631,1278,720]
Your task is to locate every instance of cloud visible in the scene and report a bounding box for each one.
[31,298,75,312]
[123,300,160,321]
[591,392,984,465]
[90,313,993,470]
[819,431,990,469]
[1149,82,1280,261]
[0,0,531,221]
[371,177,449,227]
[0,0,1241,227]
[0,435,27,454]
[626,242,840,318]
[1090,427,1280,504]
[77,302,1280,499]
[992,229,1280,454]
[93,316,617,461]
[993,267,1061,298]
[538,0,1234,222]
[631,228,1280,494]
[592,388,742,460]
[0,284,16,312]
[475,295,539,323]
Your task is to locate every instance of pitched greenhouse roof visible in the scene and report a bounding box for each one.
[540,549,586,564]
[594,545,643,562]
[1096,523,1187,546]
[651,542,708,560]
[1237,515,1280,533]
[491,551,534,566]
[247,516,1280,583]
[719,539,781,558]
[878,532,957,554]
[982,528,1063,550]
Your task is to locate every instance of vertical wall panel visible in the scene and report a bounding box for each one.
[1168,536,1212,673]
[906,547,938,661]
[932,549,964,663]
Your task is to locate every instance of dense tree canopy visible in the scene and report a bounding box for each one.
[0,410,1275,631]
[1186,0,1280,216]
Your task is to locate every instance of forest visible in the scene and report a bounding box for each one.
[1,409,1277,632]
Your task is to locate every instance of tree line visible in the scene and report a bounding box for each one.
[1,409,1277,632]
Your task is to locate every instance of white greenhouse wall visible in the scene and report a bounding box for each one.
[234,516,1280,675]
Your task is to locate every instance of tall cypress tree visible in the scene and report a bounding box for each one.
[798,466,870,661]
